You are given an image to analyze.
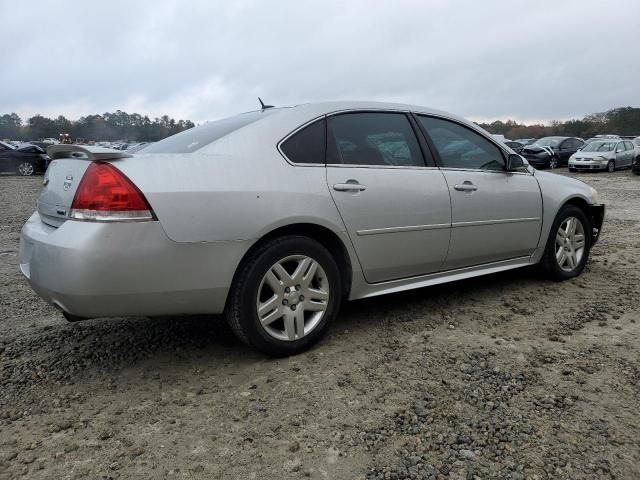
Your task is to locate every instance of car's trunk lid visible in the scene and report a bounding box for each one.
[38,146,132,227]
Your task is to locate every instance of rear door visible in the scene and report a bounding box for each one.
[416,115,542,270]
[325,111,452,283]
[624,141,635,166]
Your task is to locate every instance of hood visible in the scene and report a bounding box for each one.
[573,151,612,159]
[522,145,554,155]
[534,170,597,204]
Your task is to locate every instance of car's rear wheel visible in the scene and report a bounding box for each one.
[548,156,558,169]
[542,205,591,281]
[225,235,342,356]
[607,160,615,173]
[18,162,34,176]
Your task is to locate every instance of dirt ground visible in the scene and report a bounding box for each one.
[1,169,639,480]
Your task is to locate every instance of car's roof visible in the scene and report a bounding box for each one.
[286,100,464,120]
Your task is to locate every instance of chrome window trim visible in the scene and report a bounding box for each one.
[438,166,532,176]
[277,108,532,175]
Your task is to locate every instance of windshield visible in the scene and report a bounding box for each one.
[140,109,281,154]
[532,138,561,147]
[581,141,616,152]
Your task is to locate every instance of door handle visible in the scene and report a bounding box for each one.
[333,182,367,192]
[453,182,478,192]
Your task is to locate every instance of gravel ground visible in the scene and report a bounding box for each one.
[1,170,639,479]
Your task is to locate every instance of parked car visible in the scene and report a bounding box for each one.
[28,141,54,150]
[521,136,584,169]
[19,101,605,356]
[514,138,537,146]
[0,142,50,175]
[125,142,152,153]
[569,139,636,172]
[582,135,620,147]
[503,140,524,153]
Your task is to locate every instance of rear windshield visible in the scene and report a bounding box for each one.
[140,109,281,154]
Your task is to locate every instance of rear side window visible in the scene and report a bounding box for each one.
[141,109,280,154]
[417,115,504,171]
[280,119,326,164]
[327,112,425,167]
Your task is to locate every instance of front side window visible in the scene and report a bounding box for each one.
[280,118,325,164]
[417,116,504,171]
[327,112,425,167]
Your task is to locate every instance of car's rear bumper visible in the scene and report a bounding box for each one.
[19,212,251,318]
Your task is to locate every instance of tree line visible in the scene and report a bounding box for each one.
[2,106,638,143]
[477,107,640,140]
[0,110,195,142]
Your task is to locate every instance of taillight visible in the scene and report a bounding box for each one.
[70,162,155,222]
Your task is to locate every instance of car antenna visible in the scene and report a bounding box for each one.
[258,97,274,110]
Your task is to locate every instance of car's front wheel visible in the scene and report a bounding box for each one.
[226,235,342,356]
[548,156,558,169]
[542,205,592,280]
[17,162,35,176]
[607,160,615,173]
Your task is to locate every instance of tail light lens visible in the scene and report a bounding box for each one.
[70,162,155,221]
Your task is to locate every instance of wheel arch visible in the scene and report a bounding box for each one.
[559,196,604,245]
[230,222,354,303]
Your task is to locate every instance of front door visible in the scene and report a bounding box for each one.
[325,112,452,283]
[416,115,543,270]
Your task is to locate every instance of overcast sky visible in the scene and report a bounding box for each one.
[1,0,639,124]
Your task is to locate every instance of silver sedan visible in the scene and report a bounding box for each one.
[20,101,605,356]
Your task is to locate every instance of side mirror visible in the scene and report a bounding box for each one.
[507,153,525,171]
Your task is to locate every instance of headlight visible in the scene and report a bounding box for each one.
[590,187,601,205]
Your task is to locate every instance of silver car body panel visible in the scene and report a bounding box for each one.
[19,101,602,318]
[326,165,451,283]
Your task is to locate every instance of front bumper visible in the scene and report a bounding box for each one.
[589,204,605,245]
[569,160,607,171]
[523,156,549,167]
[19,212,251,318]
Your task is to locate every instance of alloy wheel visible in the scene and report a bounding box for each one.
[18,162,34,176]
[607,161,615,173]
[549,157,558,169]
[555,217,586,272]
[256,255,330,341]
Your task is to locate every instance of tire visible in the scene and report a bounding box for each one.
[548,156,558,169]
[225,235,342,356]
[568,167,576,172]
[17,162,35,176]
[607,160,615,173]
[542,205,592,281]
